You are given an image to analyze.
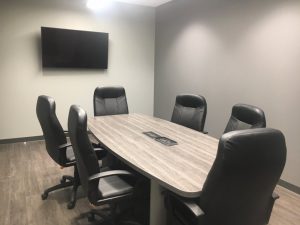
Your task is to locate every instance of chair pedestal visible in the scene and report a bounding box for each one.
[41,165,80,209]
[41,180,73,200]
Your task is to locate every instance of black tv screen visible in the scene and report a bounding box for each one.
[41,27,108,69]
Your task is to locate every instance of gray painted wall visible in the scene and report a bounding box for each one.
[155,0,300,187]
[0,0,155,139]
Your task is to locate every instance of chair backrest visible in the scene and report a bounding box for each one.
[199,128,286,225]
[93,86,129,116]
[171,94,207,132]
[68,105,101,202]
[36,95,67,166]
[224,103,266,133]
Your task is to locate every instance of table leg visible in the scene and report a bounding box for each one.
[150,180,166,225]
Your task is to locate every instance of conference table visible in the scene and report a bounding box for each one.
[88,113,219,225]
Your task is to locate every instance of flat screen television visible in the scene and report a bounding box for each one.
[41,27,108,69]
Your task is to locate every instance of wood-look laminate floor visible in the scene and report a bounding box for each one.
[0,141,95,225]
[0,141,299,225]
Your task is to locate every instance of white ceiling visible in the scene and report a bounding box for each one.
[116,0,173,7]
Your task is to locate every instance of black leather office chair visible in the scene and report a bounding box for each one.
[224,103,266,133]
[165,128,286,225]
[36,95,105,209]
[171,94,207,132]
[94,86,129,116]
[93,86,129,169]
[68,105,136,224]
[36,95,80,209]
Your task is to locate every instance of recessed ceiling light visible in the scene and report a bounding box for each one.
[87,0,173,9]
[117,0,173,7]
[87,0,113,11]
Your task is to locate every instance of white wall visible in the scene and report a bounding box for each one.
[0,0,155,139]
[155,0,300,187]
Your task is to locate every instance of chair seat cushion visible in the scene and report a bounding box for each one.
[99,176,134,198]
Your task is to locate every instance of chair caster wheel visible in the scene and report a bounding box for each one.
[87,213,95,222]
[41,193,48,200]
[67,201,75,209]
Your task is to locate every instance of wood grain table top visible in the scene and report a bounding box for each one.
[88,113,219,198]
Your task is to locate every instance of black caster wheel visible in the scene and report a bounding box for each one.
[67,201,75,209]
[41,193,48,200]
[87,213,95,222]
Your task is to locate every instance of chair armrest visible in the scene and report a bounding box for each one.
[58,143,72,150]
[272,192,280,200]
[88,170,135,181]
[167,192,205,219]
[58,144,104,151]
